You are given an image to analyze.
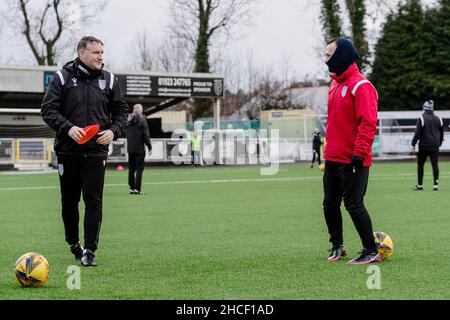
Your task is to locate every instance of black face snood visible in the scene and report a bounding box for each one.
[75,58,103,80]
[326,38,359,75]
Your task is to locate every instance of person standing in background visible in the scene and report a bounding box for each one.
[311,128,323,168]
[127,104,152,195]
[191,131,202,166]
[411,100,444,191]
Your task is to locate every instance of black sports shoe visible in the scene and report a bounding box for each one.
[413,185,423,191]
[347,249,382,265]
[130,189,138,194]
[81,249,97,267]
[70,242,83,261]
[135,190,145,195]
[327,245,347,262]
[433,185,439,191]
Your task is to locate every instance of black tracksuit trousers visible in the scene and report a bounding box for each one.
[128,153,146,192]
[57,155,106,252]
[323,161,377,253]
[417,149,439,186]
[312,147,321,165]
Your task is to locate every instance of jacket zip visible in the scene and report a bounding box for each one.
[84,80,89,156]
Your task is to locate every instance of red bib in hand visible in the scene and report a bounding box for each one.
[77,124,100,145]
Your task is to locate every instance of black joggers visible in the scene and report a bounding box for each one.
[128,153,146,192]
[312,147,321,166]
[417,149,439,186]
[57,155,107,253]
[323,161,377,253]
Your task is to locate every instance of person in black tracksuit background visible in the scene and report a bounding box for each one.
[411,100,444,191]
[311,128,323,168]
[41,36,129,267]
[126,104,152,195]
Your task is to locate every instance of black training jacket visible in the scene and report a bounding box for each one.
[312,132,322,150]
[411,111,444,151]
[41,59,129,157]
[126,114,152,154]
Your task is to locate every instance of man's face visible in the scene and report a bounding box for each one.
[133,105,143,115]
[79,42,104,70]
[325,41,337,64]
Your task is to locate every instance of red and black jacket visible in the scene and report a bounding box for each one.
[324,63,378,167]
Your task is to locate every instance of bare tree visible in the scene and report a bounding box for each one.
[166,0,258,118]
[167,0,258,73]
[129,28,195,73]
[156,37,195,73]
[278,51,298,90]
[365,0,401,25]
[5,0,106,66]
[130,30,156,71]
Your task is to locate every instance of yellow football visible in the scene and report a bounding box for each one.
[14,252,49,287]
[374,232,394,261]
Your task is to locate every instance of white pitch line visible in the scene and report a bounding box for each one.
[1,174,450,192]
[0,176,313,192]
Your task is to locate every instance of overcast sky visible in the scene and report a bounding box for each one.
[91,0,326,79]
[0,0,438,82]
[0,0,331,78]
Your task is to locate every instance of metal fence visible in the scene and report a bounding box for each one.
[14,138,52,164]
[0,139,14,164]
[107,137,317,164]
[1,129,449,170]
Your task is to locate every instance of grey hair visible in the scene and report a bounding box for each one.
[77,36,104,52]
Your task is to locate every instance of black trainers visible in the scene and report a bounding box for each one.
[327,245,347,262]
[433,185,438,191]
[130,189,137,194]
[347,249,382,265]
[135,190,145,195]
[81,249,97,267]
[413,185,423,191]
[70,242,84,261]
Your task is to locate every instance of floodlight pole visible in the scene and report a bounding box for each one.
[213,98,221,129]
[213,98,222,165]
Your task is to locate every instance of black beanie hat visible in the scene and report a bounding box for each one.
[326,38,359,75]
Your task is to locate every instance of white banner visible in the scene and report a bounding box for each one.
[381,133,450,153]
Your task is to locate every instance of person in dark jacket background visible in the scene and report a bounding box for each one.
[126,104,152,195]
[411,100,444,191]
[41,36,129,267]
[311,128,323,168]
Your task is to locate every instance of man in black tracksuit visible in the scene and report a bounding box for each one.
[411,100,444,191]
[126,104,152,195]
[41,36,129,266]
[311,128,323,168]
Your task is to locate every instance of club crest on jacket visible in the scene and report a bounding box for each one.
[99,79,106,90]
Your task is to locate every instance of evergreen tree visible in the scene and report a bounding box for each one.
[371,0,450,111]
[370,0,426,110]
[346,0,369,71]
[320,0,368,70]
[321,0,342,41]
[421,0,450,109]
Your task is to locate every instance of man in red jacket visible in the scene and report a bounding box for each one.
[323,38,381,265]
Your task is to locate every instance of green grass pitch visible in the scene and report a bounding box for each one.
[0,162,449,300]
